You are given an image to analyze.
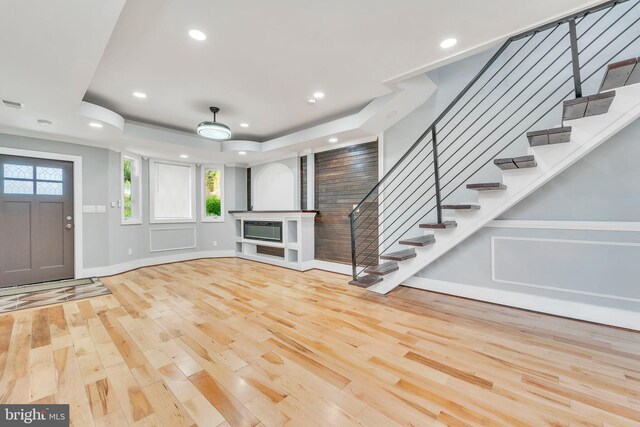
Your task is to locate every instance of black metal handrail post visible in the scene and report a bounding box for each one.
[431,126,443,224]
[568,18,583,98]
[349,212,357,280]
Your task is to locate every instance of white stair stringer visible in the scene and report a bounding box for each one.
[367,83,640,295]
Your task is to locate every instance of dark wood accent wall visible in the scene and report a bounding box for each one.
[246,168,252,210]
[314,141,379,265]
[300,156,307,210]
[256,246,285,258]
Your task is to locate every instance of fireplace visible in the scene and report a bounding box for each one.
[243,221,283,243]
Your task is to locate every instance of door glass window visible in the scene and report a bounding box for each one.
[35,166,63,195]
[3,164,34,194]
[3,180,34,194]
[36,181,63,195]
[2,164,65,196]
[3,164,33,179]
[36,167,63,181]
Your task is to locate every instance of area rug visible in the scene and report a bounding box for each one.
[0,278,111,313]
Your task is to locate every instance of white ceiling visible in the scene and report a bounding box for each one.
[0,0,606,163]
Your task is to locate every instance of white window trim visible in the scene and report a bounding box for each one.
[201,164,225,223]
[121,153,142,225]
[149,159,197,224]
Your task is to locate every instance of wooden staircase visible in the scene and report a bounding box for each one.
[349,57,640,291]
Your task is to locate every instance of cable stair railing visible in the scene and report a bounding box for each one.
[348,0,640,287]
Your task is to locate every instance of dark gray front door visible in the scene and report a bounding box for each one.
[0,155,74,287]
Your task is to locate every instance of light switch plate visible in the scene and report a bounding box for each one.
[83,205,97,213]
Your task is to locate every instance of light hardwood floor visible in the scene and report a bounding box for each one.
[1,258,639,426]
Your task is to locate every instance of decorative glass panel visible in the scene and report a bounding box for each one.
[36,181,63,195]
[204,169,221,217]
[36,166,63,181]
[3,164,33,179]
[3,179,34,194]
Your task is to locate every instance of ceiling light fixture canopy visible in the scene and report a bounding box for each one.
[197,106,232,140]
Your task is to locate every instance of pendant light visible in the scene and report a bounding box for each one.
[197,106,232,140]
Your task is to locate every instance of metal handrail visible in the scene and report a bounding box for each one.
[349,0,635,280]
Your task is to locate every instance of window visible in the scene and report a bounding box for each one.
[121,154,142,224]
[150,159,196,223]
[201,165,224,222]
[2,163,63,195]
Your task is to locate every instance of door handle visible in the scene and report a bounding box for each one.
[65,224,72,230]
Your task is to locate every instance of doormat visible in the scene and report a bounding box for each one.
[0,278,111,313]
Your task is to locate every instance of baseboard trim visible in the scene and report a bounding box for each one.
[403,276,640,331]
[303,259,352,276]
[79,250,236,278]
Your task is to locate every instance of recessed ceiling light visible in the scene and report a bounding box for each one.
[238,151,247,155]
[180,154,189,159]
[328,137,338,143]
[313,92,325,99]
[133,91,147,99]
[89,122,103,128]
[189,29,207,41]
[440,38,457,49]
[37,119,52,126]
[240,123,249,128]
[307,98,317,105]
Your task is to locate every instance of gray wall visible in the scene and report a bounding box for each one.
[415,117,640,312]
[0,133,245,270]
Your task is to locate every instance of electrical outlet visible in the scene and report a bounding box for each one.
[213,241,218,247]
[128,248,132,256]
[96,205,106,213]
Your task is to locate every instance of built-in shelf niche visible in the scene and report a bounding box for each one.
[287,220,298,244]
[229,211,316,271]
[287,249,299,263]
[235,219,242,239]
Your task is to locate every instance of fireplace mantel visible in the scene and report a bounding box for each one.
[229,210,317,270]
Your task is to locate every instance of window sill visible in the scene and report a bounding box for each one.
[149,219,197,224]
[121,220,142,226]
[202,217,225,223]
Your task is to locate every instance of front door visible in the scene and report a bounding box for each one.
[0,155,74,287]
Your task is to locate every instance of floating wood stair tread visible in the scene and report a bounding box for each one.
[380,249,417,261]
[348,274,383,287]
[466,182,507,191]
[420,221,457,229]
[399,235,436,247]
[365,261,399,276]
[600,57,639,92]
[494,155,537,170]
[527,126,572,146]
[442,204,481,210]
[563,91,616,120]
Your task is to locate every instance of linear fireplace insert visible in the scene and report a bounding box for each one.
[243,220,283,242]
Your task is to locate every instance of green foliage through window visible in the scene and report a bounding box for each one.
[204,169,222,217]
[123,159,132,219]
